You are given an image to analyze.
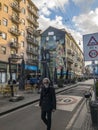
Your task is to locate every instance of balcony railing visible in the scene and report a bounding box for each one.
[26,16,39,27]
[27,5,38,18]
[10,42,20,48]
[67,49,72,54]
[10,16,21,24]
[33,30,40,36]
[26,48,32,54]
[75,63,78,66]
[26,59,38,64]
[9,28,21,36]
[66,57,73,64]
[26,16,34,24]
[26,36,34,44]
[10,54,20,62]
[32,51,38,56]
[10,2,21,12]
[77,57,81,61]
[26,36,38,46]
[26,26,33,34]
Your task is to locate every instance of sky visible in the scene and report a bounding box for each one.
[33,0,98,65]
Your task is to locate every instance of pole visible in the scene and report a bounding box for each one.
[92,60,97,101]
[8,58,14,97]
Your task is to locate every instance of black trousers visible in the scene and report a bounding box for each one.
[41,110,52,130]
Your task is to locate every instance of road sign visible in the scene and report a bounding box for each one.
[83,32,98,61]
[87,36,98,46]
[89,50,98,58]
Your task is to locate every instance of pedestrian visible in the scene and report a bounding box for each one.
[39,77,56,130]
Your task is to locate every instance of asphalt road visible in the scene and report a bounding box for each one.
[0,84,92,130]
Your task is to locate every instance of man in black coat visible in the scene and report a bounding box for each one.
[39,77,56,130]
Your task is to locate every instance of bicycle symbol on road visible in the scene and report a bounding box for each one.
[89,50,98,58]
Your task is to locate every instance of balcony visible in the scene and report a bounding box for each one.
[10,16,21,24]
[10,2,21,13]
[26,48,32,54]
[33,40,39,46]
[33,30,40,37]
[67,49,72,55]
[32,51,38,56]
[77,57,81,61]
[26,16,34,24]
[26,26,33,34]
[10,54,20,62]
[10,42,20,49]
[72,51,75,56]
[26,59,38,65]
[66,57,73,64]
[33,21,39,28]
[75,63,78,67]
[9,28,21,36]
[26,16,39,27]
[26,36,38,46]
[26,59,33,64]
[27,5,39,18]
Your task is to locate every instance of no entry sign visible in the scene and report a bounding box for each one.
[83,33,98,61]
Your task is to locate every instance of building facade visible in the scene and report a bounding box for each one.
[0,0,39,83]
[40,26,84,80]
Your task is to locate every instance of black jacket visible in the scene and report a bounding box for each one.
[39,86,56,111]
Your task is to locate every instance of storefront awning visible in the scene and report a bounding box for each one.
[25,65,38,71]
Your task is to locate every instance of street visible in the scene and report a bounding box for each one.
[0,82,92,130]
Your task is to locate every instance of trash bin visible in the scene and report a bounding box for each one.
[90,101,98,127]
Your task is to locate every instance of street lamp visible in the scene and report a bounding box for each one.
[8,57,14,97]
[8,55,24,101]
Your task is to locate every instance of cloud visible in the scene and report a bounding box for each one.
[33,0,69,16]
[33,0,84,51]
[72,8,98,34]
[72,0,95,13]
[38,15,65,31]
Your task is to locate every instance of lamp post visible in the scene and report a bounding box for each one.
[8,55,25,101]
[19,58,25,90]
[8,57,14,97]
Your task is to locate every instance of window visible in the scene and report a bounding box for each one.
[20,52,24,57]
[3,18,8,26]
[0,72,6,83]
[21,19,25,25]
[22,0,26,3]
[1,46,6,54]
[21,41,24,47]
[4,5,8,13]
[10,49,17,54]
[2,33,7,40]
[21,8,25,14]
[21,30,25,36]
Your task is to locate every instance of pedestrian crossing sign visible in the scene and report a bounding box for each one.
[87,36,98,46]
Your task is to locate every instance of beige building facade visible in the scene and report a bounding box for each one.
[0,0,39,83]
[65,32,84,79]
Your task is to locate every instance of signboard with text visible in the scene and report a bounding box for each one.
[83,33,98,61]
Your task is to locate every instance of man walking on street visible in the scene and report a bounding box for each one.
[39,77,56,130]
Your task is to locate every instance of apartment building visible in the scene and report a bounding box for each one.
[65,32,84,79]
[41,26,84,80]
[0,0,39,83]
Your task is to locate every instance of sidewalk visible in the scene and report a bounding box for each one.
[0,83,79,116]
[0,79,95,130]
